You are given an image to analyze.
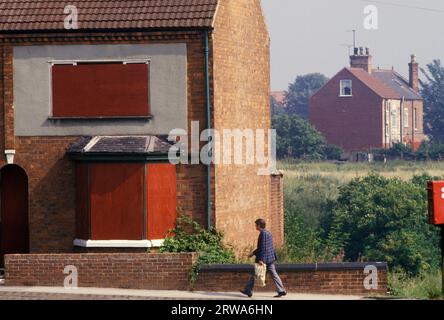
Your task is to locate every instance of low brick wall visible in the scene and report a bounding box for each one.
[4,254,388,295]
[5,253,197,290]
[194,263,388,296]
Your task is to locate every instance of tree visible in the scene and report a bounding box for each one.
[421,60,444,143]
[325,174,441,275]
[285,73,329,119]
[272,114,327,160]
[416,141,444,160]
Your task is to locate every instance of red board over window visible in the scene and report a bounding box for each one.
[147,164,177,240]
[90,163,145,240]
[75,162,177,242]
[52,62,150,118]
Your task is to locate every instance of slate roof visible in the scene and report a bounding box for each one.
[0,0,219,32]
[347,68,398,99]
[67,135,174,156]
[372,69,423,100]
[347,68,422,100]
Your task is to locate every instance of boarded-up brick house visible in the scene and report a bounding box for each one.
[310,48,426,152]
[0,0,283,267]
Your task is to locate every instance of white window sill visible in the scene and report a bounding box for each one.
[73,239,164,248]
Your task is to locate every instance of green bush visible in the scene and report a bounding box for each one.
[325,174,441,275]
[370,143,416,160]
[160,215,235,283]
[324,145,344,161]
[416,142,444,161]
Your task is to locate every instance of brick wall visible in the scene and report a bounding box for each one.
[5,253,197,290]
[408,100,426,150]
[194,263,388,296]
[212,0,274,257]
[5,254,388,296]
[0,32,209,253]
[0,0,276,255]
[4,253,387,296]
[14,136,78,253]
[270,172,284,248]
[310,68,384,152]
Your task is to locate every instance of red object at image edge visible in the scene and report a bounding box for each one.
[427,181,444,226]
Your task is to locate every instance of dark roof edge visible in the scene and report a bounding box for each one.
[199,262,388,273]
[67,154,175,163]
[0,26,214,36]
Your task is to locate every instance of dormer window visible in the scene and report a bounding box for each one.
[340,80,353,97]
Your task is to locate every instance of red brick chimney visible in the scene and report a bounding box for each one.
[409,54,419,92]
[350,47,372,74]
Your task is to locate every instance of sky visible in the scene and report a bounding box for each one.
[262,0,444,91]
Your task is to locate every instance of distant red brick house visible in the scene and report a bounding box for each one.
[271,91,286,106]
[310,48,426,152]
[0,0,283,267]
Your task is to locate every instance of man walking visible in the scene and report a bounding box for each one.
[241,219,287,298]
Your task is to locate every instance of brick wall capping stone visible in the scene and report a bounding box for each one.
[270,170,284,177]
[199,262,388,273]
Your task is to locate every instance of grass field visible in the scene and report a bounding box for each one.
[278,160,444,230]
[279,160,444,184]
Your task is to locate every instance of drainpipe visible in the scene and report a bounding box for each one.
[400,97,405,145]
[412,101,415,149]
[204,30,212,231]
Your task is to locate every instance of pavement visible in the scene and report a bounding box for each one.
[0,286,365,300]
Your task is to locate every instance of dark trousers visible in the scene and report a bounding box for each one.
[244,262,286,293]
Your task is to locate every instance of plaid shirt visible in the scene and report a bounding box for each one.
[253,229,278,264]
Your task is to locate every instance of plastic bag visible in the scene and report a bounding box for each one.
[254,263,267,287]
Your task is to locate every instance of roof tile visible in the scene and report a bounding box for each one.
[0,0,219,32]
[347,68,401,99]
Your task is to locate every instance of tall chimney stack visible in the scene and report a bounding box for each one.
[409,54,419,92]
[350,47,372,74]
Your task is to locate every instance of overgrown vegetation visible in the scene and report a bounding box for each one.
[325,174,440,275]
[280,161,443,298]
[160,215,236,284]
[388,268,443,299]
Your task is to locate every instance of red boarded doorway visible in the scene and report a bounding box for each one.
[0,165,30,268]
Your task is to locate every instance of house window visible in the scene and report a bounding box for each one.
[391,109,398,129]
[51,61,150,118]
[340,80,352,96]
[75,162,177,245]
[403,108,409,128]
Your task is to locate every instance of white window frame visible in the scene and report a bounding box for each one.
[340,80,353,97]
[73,239,164,248]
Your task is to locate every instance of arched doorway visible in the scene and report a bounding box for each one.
[0,165,29,268]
